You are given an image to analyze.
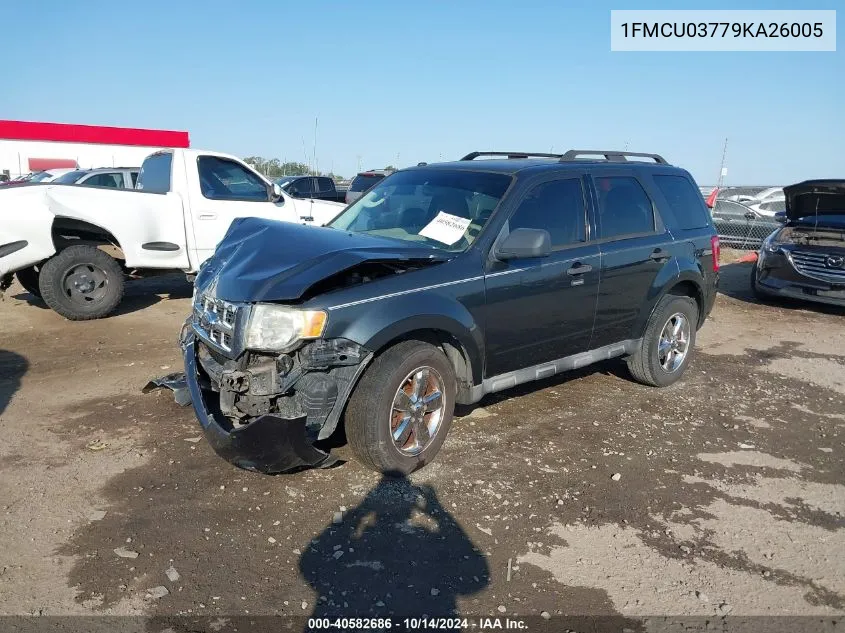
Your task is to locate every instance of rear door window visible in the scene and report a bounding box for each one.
[316,177,335,193]
[83,172,125,188]
[506,178,587,248]
[594,176,656,239]
[653,174,711,229]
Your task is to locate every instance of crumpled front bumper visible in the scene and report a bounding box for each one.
[181,328,338,474]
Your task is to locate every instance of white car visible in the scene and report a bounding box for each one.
[0,148,345,320]
[27,168,78,183]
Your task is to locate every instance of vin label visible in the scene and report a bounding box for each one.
[610,10,836,51]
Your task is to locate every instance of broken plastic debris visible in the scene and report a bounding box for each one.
[142,372,191,406]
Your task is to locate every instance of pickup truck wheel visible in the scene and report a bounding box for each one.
[627,295,698,388]
[15,266,41,298]
[345,340,456,475]
[38,246,125,321]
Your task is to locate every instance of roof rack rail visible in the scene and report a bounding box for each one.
[461,151,565,161]
[560,150,668,165]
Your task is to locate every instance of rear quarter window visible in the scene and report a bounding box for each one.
[653,174,711,230]
[136,153,172,193]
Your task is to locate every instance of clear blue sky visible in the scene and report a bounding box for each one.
[1,0,842,184]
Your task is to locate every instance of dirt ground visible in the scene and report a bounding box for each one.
[0,260,843,630]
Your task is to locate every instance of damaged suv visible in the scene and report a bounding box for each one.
[180,150,719,475]
[752,180,845,307]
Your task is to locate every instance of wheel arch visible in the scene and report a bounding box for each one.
[50,216,125,259]
[632,270,707,339]
[362,318,483,405]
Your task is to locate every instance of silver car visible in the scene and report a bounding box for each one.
[51,167,139,189]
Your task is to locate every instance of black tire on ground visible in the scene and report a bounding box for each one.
[38,245,125,320]
[627,294,699,388]
[344,340,457,475]
[15,265,41,298]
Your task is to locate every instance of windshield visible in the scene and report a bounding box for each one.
[275,176,299,187]
[52,170,88,184]
[29,171,55,182]
[328,169,512,251]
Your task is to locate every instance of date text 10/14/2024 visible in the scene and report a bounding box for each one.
[307,617,529,630]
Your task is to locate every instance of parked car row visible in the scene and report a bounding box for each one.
[0,166,139,189]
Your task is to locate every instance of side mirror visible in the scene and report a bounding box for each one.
[495,228,551,260]
[774,211,787,224]
[270,182,284,202]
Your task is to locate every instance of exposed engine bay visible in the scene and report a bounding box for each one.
[779,225,845,249]
[195,337,372,441]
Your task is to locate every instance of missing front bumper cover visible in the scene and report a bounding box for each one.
[154,330,372,474]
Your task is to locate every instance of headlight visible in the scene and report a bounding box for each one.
[762,229,784,254]
[245,304,327,352]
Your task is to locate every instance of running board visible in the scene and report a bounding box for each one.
[464,339,640,404]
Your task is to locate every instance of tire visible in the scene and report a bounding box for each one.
[38,246,125,320]
[345,340,457,475]
[15,265,41,298]
[627,294,699,388]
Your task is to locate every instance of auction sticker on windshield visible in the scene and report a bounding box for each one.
[419,212,472,245]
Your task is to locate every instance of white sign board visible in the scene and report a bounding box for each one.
[418,212,472,245]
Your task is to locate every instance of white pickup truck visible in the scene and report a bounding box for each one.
[0,148,345,320]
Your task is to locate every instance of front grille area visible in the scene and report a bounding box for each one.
[192,293,245,354]
[790,250,845,284]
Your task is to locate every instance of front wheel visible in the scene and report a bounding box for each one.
[344,340,456,474]
[627,294,699,387]
[38,246,125,320]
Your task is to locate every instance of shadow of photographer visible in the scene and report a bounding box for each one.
[300,473,488,628]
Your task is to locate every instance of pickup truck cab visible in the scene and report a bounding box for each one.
[179,149,719,476]
[0,148,345,320]
[277,175,347,206]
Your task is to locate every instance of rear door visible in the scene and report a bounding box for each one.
[484,173,600,377]
[589,171,676,348]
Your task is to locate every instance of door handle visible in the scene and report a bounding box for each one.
[566,263,593,276]
[649,248,670,262]
[198,213,217,220]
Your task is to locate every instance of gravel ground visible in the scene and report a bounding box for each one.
[0,262,842,629]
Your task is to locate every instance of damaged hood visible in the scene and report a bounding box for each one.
[196,217,448,302]
[784,180,845,221]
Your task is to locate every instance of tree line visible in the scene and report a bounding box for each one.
[244,156,398,182]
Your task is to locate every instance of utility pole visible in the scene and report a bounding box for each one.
[313,117,318,175]
[716,137,728,191]
[356,155,362,172]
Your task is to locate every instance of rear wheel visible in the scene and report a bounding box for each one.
[627,295,698,387]
[15,265,41,298]
[345,340,456,475]
[38,246,125,320]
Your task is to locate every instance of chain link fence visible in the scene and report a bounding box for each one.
[701,185,785,251]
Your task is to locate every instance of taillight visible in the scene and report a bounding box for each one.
[710,235,720,271]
